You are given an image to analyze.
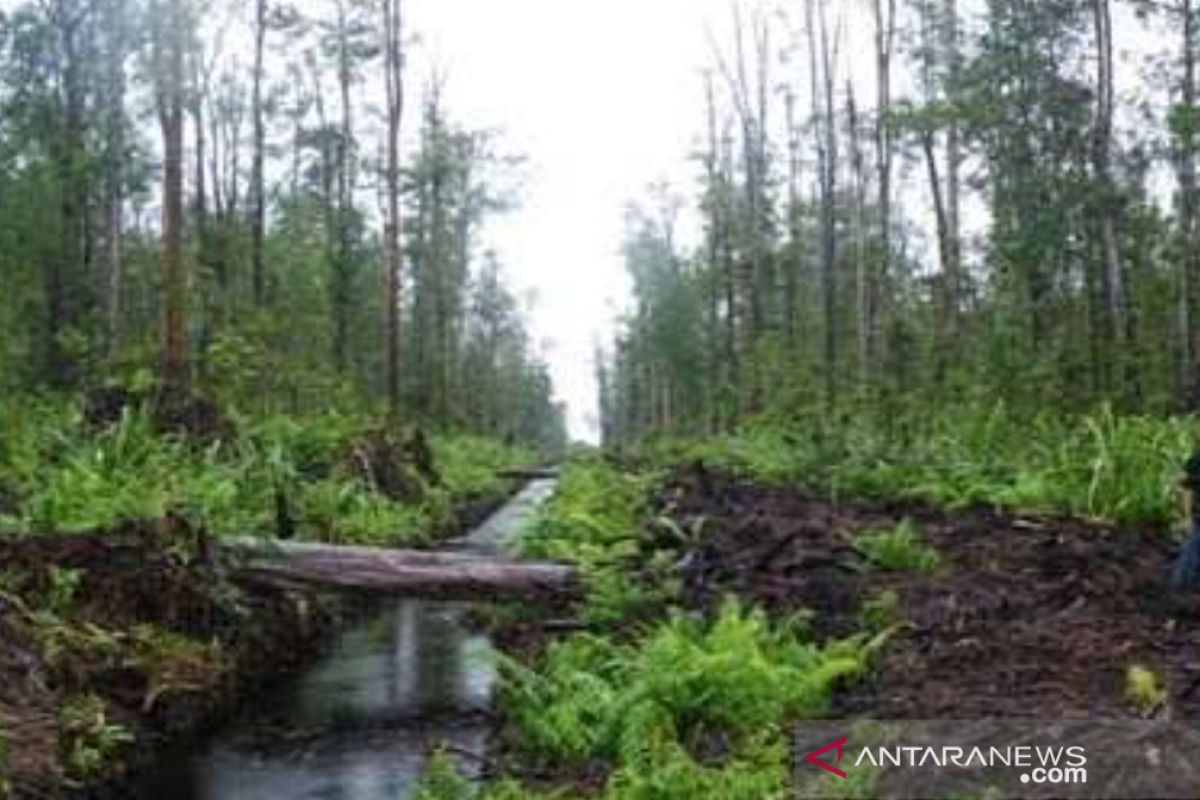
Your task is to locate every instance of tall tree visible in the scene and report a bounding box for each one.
[251,0,267,305]
[807,0,840,409]
[151,0,190,391]
[101,0,128,356]
[382,0,405,415]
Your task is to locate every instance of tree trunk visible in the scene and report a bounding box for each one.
[251,0,267,306]
[808,0,840,410]
[943,0,963,328]
[1178,0,1200,406]
[227,539,578,600]
[157,0,189,393]
[103,0,127,358]
[1092,0,1128,398]
[383,0,405,416]
[873,0,896,384]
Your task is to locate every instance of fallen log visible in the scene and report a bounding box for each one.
[224,538,578,601]
[496,467,559,481]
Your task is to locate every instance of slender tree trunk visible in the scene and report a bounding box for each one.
[703,73,724,433]
[383,0,405,416]
[808,0,840,410]
[1178,0,1200,406]
[728,7,766,413]
[1092,0,1128,397]
[47,1,88,387]
[784,89,801,359]
[922,127,954,382]
[251,0,267,306]
[103,0,127,357]
[335,4,357,374]
[873,0,896,383]
[943,0,962,324]
[157,0,189,392]
[847,86,871,387]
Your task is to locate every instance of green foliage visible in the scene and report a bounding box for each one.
[858,589,903,630]
[0,398,533,545]
[434,434,536,502]
[1124,665,1167,713]
[522,456,650,564]
[853,519,941,573]
[57,694,134,782]
[601,734,786,800]
[414,750,475,800]
[44,567,83,617]
[643,403,1195,526]
[498,598,867,776]
[298,478,438,545]
[520,457,675,622]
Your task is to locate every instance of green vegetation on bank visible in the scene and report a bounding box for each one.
[519,456,677,624]
[853,519,941,573]
[0,398,535,545]
[494,599,872,798]
[640,403,1193,526]
[417,456,884,799]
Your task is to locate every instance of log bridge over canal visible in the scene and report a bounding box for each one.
[227,538,577,601]
[227,466,574,602]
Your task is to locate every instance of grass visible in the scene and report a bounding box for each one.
[0,398,536,545]
[640,402,1194,526]
[519,456,675,623]
[853,519,941,572]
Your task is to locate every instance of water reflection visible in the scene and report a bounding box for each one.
[290,601,492,730]
[137,478,556,800]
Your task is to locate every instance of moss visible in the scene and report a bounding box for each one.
[1125,665,1167,713]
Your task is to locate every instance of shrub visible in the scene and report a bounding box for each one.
[498,598,868,770]
[1124,665,1167,713]
[638,402,1196,526]
[853,519,941,572]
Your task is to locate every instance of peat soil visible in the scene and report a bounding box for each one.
[664,466,1200,719]
[0,493,520,799]
[0,518,359,799]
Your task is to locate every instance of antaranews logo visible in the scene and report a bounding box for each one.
[797,728,1089,798]
[797,720,1200,799]
[804,737,848,780]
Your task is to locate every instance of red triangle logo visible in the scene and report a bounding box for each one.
[805,736,848,779]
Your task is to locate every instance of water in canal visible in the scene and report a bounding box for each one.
[138,479,557,800]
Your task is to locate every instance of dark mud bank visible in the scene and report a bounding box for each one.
[0,486,522,799]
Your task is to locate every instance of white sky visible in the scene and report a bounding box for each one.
[407,0,740,442]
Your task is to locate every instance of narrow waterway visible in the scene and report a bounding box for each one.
[137,478,556,800]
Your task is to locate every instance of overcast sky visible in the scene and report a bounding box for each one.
[406,0,740,441]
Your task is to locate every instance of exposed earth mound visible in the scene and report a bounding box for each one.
[664,467,1200,719]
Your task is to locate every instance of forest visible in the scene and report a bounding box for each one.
[2,0,1200,798]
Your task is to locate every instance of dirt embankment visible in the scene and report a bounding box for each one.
[664,467,1200,719]
[0,517,358,799]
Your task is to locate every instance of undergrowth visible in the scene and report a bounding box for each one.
[853,519,941,572]
[641,402,1193,526]
[426,600,878,800]
[428,457,885,799]
[520,456,675,623]
[0,399,535,544]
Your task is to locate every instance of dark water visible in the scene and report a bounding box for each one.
[138,479,556,800]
